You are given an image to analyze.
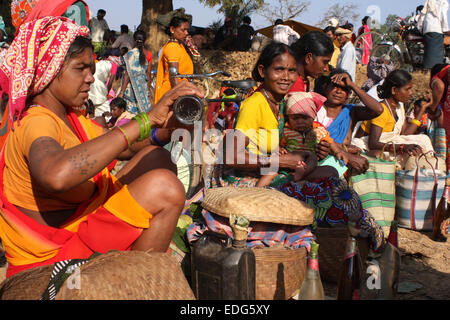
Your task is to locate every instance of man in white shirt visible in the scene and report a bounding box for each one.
[272,19,300,46]
[89,9,110,56]
[417,0,449,69]
[335,27,356,82]
[111,24,134,55]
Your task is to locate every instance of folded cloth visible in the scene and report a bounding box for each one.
[187,209,315,250]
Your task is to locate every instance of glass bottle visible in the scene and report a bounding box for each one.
[432,187,449,241]
[337,235,362,300]
[387,220,398,248]
[376,221,400,300]
[298,241,325,300]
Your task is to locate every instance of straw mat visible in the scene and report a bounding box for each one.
[202,187,314,226]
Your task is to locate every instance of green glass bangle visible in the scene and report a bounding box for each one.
[139,112,151,139]
[133,115,146,141]
[132,113,152,141]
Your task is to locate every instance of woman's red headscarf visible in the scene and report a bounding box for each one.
[0,16,90,125]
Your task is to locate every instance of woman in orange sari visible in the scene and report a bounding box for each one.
[0,17,203,278]
[154,17,193,104]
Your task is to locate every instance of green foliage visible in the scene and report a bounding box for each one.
[201,0,264,30]
[200,0,264,12]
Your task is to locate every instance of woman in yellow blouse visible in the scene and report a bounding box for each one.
[353,70,434,157]
[213,41,303,188]
[154,17,193,104]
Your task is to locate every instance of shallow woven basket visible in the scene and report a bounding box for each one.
[1,251,195,300]
[202,187,314,226]
[252,246,307,300]
[315,226,369,283]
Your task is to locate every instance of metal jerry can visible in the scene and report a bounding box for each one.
[190,229,256,300]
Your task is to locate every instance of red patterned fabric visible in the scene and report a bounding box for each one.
[285,91,327,118]
[0,16,89,126]
[11,0,88,30]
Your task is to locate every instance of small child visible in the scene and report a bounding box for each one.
[108,97,133,128]
[256,92,348,187]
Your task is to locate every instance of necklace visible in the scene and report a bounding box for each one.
[261,88,282,119]
[384,99,397,122]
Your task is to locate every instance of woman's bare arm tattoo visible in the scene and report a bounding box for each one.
[29,136,97,177]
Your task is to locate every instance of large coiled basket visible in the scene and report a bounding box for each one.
[0,251,195,300]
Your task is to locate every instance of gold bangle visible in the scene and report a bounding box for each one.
[411,119,422,127]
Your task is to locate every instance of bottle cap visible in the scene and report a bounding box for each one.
[230,214,250,242]
[390,220,398,229]
[310,241,319,253]
[309,241,319,258]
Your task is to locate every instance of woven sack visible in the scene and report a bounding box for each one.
[253,246,307,300]
[0,264,53,300]
[315,226,369,283]
[202,187,314,226]
[350,153,396,236]
[1,251,195,300]
[396,153,447,231]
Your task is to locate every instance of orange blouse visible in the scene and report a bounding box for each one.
[3,106,103,212]
[154,40,193,103]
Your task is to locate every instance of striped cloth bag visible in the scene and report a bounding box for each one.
[427,120,446,160]
[395,153,447,231]
[350,154,396,236]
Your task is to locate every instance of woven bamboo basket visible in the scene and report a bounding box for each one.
[0,264,53,300]
[0,251,195,300]
[252,246,307,300]
[315,226,369,283]
[202,187,314,226]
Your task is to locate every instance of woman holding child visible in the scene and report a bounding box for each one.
[213,39,384,250]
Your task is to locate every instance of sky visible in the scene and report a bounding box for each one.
[83,0,449,31]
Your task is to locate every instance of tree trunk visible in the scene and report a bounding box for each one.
[141,0,173,66]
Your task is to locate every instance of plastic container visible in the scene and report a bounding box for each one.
[190,230,256,300]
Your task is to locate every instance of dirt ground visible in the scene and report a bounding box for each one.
[321,228,450,300]
[0,51,448,300]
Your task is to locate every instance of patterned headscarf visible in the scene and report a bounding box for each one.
[0,16,90,124]
[286,92,327,119]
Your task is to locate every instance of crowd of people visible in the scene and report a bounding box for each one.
[0,0,448,288]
